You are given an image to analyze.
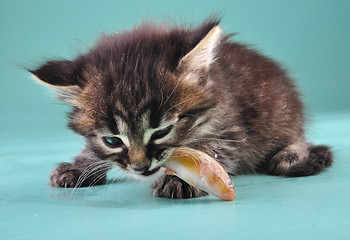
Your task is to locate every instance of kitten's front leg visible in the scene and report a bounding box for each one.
[152,175,208,199]
[50,148,111,188]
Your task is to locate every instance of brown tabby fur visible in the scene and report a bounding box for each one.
[30,18,332,199]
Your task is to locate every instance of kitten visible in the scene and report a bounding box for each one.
[30,18,333,199]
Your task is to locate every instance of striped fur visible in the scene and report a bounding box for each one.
[30,18,333,199]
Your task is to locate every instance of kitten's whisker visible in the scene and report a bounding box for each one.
[162,78,180,108]
[82,169,109,201]
[71,162,101,194]
[87,167,110,188]
[166,95,198,112]
[84,163,110,185]
[102,172,117,197]
[71,161,110,196]
[158,88,165,111]
[81,165,111,200]
[74,161,104,187]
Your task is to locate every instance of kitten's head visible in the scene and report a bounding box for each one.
[30,20,223,179]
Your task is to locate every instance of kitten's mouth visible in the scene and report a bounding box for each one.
[139,149,172,177]
[141,167,161,176]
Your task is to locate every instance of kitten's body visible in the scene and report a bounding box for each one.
[31,19,332,199]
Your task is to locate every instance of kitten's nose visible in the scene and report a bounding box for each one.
[131,162,150,172]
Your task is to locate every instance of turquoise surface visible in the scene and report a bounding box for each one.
[1,1,350,240]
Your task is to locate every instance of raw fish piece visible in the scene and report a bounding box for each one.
[163,147,235,201]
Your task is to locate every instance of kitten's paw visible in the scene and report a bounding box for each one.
[267,150,302,176]
[49,162,81,188]
[152,175,208,199]
[267,143,333,177]
[50,161,107,188]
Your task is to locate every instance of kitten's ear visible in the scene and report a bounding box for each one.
[177,26,222,84]
[29,60,84,87]
[29,60,84,106]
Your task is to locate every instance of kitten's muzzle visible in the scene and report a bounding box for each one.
[131,162,151,172]
[131,160,161,176]
[141,167,161,176]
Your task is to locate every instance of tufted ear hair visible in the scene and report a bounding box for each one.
[177,25,222,85]
[29,59,86,87]
[29,60,84,106]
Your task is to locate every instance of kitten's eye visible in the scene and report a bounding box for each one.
[103,136,124,148]
[150,126,173,141]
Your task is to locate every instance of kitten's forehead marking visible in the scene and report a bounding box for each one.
[114,115,128,135]
[113,109,154,145]
[143,126,162,144]
[112,102,173,145]
[141,109,173,144]
[143,124,174,145]
[141,111,155,143]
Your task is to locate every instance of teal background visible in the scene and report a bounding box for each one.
[1,1,349,240]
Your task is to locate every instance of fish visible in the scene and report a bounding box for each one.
[162,146,235,201]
